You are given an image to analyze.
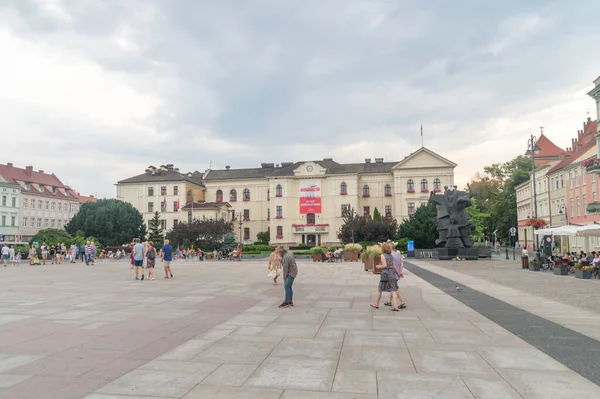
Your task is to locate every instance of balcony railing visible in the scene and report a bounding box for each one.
[292,224,329,234]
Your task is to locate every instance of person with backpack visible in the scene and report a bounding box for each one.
[145,241,156,280]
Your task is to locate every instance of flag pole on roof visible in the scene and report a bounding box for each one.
[420,121,424,148]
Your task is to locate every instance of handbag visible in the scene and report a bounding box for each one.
[380,269,390,282]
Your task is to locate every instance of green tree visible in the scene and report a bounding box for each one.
[468,197,490,241]
[337,207,399,244]
[256,228,270,244]
[220,232,237,250]
[147,212,164,248]
[166,217,234,250]
[398,203,438,248]
[65,199,146,246]
[373,207,382,222]
[30,228,74,247]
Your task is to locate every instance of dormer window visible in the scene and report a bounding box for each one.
[24,183,30,190]
[39,185,44,191]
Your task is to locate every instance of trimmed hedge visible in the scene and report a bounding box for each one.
[243,244,275,252]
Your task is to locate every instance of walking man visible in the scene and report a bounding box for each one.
[9,246,15,263]
[277,246,298,308]
[84,241,92,265]
[160,239,174,279]
[387,245,407,309]
[133,238,145,280]
[70,243,78,263]
[1,244,9,267]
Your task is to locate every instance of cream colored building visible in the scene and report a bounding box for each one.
[202,148,456,246]
[116,149,456,246]
[0,163,80,243]
[116,165,206,232]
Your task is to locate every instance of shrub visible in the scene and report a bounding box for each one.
[310,247,325,254]
[292,251,312,255]
[243,244,274,252]
[344,243,362,252]
[360,244,382,260]
[472,242,486,248]
[396,238,408,251]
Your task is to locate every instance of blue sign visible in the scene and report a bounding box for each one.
[407,240,414,251]
[0,234,3,242]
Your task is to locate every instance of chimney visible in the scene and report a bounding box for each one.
[322,158,333,161]
[6,163,12,167]
[365,158,371,163]
[225,165,230,170]
[375,158,384,163]
[25,166,33,175]
[559,152,566,161]
[39,170,44,174]
[588,116,592,123]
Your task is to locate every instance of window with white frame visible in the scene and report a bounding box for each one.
[576,197,580,216]
[23,199,27,208]
[22,217,27,227]
[583,194,587,214]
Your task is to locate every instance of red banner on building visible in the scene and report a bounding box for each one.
[299,180,321,214]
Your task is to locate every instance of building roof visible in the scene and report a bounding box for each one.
[205,158,404,181]
[118,165,204,186]
[181,201,232,210]
[78,194,97,204]
[0,163,78,200]
[548,119,597,174]
[533,134,564,159]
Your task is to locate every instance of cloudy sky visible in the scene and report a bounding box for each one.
[2,0,599,198]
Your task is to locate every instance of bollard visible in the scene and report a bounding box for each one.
[505,248,509,260]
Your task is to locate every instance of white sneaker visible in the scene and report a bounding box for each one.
[151,277,155,280]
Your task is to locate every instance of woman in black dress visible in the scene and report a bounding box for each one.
[370,242,401,311]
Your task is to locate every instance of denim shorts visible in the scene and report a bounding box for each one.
[134,260,143,267]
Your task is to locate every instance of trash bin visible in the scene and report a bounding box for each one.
[521,256,529,269]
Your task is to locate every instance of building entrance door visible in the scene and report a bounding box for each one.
[307,234,316,247]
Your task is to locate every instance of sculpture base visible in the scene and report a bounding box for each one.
[438,248,478,261]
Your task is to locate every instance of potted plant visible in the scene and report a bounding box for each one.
[575,264,592,279]
[310,247,324,262]
[553,261,569,276]
[528,259,540,272]
[361,245,382,272]
[343,243,362,262]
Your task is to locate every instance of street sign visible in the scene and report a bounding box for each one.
[407,240,414,251]
[509,227,517,236]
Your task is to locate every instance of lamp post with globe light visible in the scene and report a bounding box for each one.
[525,134,541,261]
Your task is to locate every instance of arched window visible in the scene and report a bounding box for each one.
[216,190,223,203]
[433,178,441,191]
[230,189,237,202]
[384,184,392,196]
[243,188,250,201]
[276,184,283,197]
[340,182,347,195]
[407,179,415,192]
[421,179,428,192]
[362,185,370,197]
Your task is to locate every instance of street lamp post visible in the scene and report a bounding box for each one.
[526,134,541,261]
[559,204,569,253]
[237,212,244,245]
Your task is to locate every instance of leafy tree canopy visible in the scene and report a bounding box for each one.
[337,207,398,244]
[398,203,438,249]
[65,199,147,246]
[468,197,491,241]
[166,217,234,250]
[29,228,73,246]
[256,229,270,244]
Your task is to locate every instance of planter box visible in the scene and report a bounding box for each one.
[553,267,569,276]
[372,256,382,275]
[478,248,491,259]
[529,263,540,271]
[311,254,323,262]
[575,269,592,279]
[364,258,373,271]
[344,251,359,262]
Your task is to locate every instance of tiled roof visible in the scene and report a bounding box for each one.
[548,119,597,174]
[78,195,97,204]
[0,163,78,199]
[118,168,204,186]
[204,159,399,181]
[534,134,564,159]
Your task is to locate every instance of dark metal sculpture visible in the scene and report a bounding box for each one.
[429,184,475,248]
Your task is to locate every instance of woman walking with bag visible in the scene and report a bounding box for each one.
[267,248,282,284]
[370,242,401,311]
[146,242,156,280]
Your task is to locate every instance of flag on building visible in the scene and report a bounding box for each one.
[162,196,167,212]
[177,199,180,210]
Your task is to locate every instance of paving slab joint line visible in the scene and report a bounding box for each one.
[330,326,348,393]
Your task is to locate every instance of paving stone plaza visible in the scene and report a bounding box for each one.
[0,258,600,398]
